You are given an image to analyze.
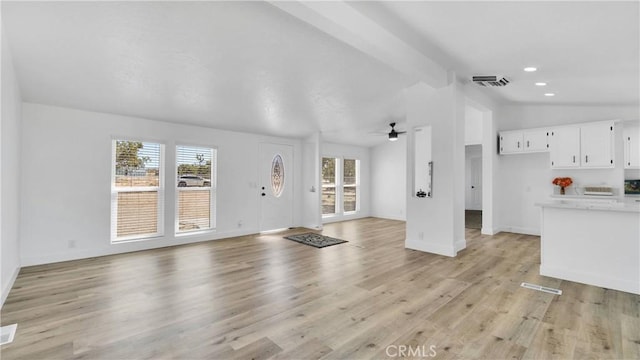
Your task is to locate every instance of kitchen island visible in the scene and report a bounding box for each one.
[536,198,640,295]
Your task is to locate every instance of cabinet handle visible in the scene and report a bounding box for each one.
[585,155,589,163]
[526,140,530,148]
[517,141,520,148]
[572,155,575,163]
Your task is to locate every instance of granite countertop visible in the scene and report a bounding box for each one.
[535,197,640,213]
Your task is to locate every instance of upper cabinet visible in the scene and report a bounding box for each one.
[580,122,615,168]
[523,129,550,152]
[499,128,548,154]
[549,120,615,169]
[499,131,524,154]
[624,123,640,169]
[549,126,581,168]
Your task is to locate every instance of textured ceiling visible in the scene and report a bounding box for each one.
[2,1,638,147]
[1,1,412,146]
[379,1,640,106]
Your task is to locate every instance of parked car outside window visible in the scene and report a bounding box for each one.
[177,175,211,187]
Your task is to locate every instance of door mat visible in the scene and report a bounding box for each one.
[284,233,348,248]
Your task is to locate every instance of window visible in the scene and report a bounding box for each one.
[322,157,337,215]
[176,145,216,233]
[111,140,164,242]
[322,157,359,216]
[343,159,359,213]
[271,154,284,197]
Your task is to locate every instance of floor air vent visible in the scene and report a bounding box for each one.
[472,75,510,87]
[521,282,562,295]
[0,324,17,345]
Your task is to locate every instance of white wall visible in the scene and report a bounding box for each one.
[405,81,466,257]
[371,136,406,220]
[321,142,371,223]
[495,104,640,235]
[19,103,304,266]
[302,133,322,229]
[465,105,483,145]
[1,27,22,306]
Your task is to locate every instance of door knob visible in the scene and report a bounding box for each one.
[471,186,475,189]
[261,193,266,196]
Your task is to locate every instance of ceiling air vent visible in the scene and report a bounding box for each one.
[472,75,510,87]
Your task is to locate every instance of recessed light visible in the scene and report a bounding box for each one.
[535,82,547,86]
[524,67,537,72]
[544,93,555,97]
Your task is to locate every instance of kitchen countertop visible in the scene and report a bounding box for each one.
[535,197,640,213]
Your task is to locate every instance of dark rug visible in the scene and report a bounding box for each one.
[284,233,348,248]
[466,210,482,229]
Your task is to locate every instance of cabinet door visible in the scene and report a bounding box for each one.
[580,122,614,168]
[523,129,549,152]
[625,126,640,169]
[499,131,523,154]
[549,126,580,168]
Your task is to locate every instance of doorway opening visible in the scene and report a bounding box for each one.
[465,144,482,229]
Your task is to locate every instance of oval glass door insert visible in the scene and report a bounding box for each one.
[271,154,285,197]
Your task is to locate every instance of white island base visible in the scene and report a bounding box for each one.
[538,200,640,295]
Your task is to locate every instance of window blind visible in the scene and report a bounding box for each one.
[176,145,216,233]
[111,140,164,242]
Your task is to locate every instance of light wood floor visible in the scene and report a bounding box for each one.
[1,217,639,359]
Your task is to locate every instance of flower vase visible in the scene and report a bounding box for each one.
[560,187,565,195]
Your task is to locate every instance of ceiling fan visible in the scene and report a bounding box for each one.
[387,122,406,141]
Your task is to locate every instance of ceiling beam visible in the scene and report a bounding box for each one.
[269,1,448,89]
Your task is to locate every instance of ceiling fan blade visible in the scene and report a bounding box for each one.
[367,131,389,136]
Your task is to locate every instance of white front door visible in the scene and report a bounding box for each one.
[259,143,294,231]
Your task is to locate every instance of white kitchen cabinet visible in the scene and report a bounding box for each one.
[549,121,615,169]
[499,128,548,154]
[523,129,549,152]
[549,126,580,168]
[499,131,523,154]
[580,122,615,168]
[624,124,640,169]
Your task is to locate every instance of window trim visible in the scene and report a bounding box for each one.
[110,139,165,243]
[321,156,360,218]
[321,156,339,217]
[174,144,217,235]
[343,158,360,214]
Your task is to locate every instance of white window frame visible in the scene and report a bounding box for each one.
[321,156,360,218]
[175,144,217,236]
[321,157,339,217]
[343,158,360,214]
[110,139,165,243]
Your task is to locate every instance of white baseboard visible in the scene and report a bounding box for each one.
[541,264,640,295]
[20,228,260,267]
[1,265,20,308]
[495,226,540,236]
[370,212,406,221]
[481,227,498,235]
[322,212,370,224]
[405,239,457,257]
[454,239,466,253]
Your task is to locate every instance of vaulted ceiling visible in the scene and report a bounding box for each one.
[2,1,638,146]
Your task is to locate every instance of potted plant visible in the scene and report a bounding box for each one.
[552,177,573,195]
